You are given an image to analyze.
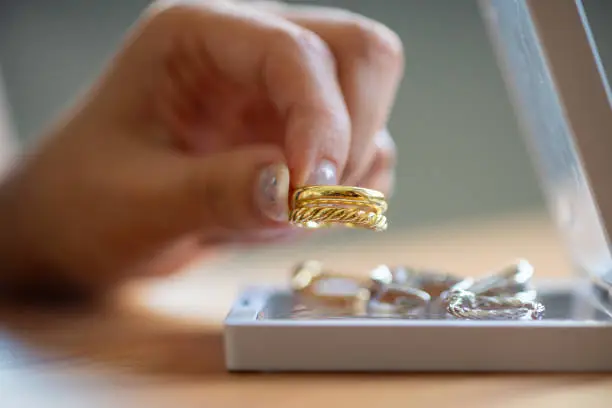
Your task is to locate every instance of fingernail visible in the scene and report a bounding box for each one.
[256,163,290,222]
[307,159,338,185]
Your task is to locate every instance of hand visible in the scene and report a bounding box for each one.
[0,0,404,293]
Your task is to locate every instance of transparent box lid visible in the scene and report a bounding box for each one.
[479,0,612,298]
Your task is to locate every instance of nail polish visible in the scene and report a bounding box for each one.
[307,159,338,185]
[256,163,290,222]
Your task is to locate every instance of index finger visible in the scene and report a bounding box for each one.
[146,1,351,186]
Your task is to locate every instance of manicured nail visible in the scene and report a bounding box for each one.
[307,159,337,185]
[256,163,290,222]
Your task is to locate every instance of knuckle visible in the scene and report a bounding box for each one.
[376,130,397,169]
[276,26,334,63]
[348,19,404,64]
[147,1,201,17]
[378,143,397,170]
[136,3,195,46]
[143,2,216,39]
[144,2,189,26]
[295,29,333,60]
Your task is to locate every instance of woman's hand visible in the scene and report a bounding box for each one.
[0,0,404,293]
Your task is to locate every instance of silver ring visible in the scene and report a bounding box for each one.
[444,259,538,303]
[467,259,535,296]
[367,283,431,317]
[291,260,370,315]
[445,289,545,320]
[369,265,463,298]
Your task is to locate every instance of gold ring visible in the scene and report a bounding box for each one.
[290,260,370,314]
[289,185,388,231]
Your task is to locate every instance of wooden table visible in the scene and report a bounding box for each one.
[1,210,611,407]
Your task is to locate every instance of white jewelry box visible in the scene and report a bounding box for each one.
[224,0,612,372]
[224,280,612,372]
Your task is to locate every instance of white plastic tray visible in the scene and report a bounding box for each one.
[224,279,612,372]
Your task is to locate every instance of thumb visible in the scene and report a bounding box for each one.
[169,145,291,234]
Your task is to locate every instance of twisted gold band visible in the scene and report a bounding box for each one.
[289,185,388,231]
[289,206,388,231]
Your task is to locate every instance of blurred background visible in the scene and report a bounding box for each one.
[0,0,610,235]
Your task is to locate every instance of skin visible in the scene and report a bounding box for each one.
[0,0,404,296]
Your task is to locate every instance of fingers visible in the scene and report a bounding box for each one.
[253,3,404,185]
[82,140,292,278]
[357,128,397,197]
[170,144,293,233]
[125,1,352,186]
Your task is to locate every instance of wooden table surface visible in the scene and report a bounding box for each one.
[1,210,611,407]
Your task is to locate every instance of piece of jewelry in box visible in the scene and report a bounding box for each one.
[289,259,545,320]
